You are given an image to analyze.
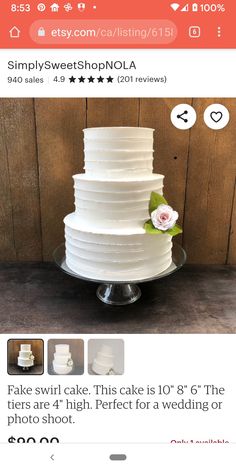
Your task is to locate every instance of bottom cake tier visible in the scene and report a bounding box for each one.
[64,213,173,282]
[53,360,73,375]
[18,356,34,367]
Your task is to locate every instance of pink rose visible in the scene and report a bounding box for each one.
[151,204,178,231]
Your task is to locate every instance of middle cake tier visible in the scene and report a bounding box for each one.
[73,173,164,230]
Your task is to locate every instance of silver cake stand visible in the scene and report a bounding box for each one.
[53,243,186,306]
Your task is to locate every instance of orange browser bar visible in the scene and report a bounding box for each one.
[0,0,235,48]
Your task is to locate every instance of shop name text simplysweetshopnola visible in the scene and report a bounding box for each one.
[8,60,137,73]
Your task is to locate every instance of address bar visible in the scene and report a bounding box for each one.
[30,20,177,45]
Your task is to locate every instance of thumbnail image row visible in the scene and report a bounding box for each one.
[7,339,124,376]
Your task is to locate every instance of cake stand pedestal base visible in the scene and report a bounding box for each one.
[96,283,141,306]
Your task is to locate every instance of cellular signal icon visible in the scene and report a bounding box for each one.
[181,4,189,11]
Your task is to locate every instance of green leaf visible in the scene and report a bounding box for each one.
[149,192,168,215]
[167,224,183,237]
[144,220,163,234]
[144,220,183,237]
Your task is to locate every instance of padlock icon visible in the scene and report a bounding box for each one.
[77,3,86,12]
[37,27,46,37]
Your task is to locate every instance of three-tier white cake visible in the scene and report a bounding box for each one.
[53,344,73,375]
[17,344,35,369]
[92,344,114,375]
[64,127,173,281]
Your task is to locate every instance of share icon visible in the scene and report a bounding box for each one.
[171,104,197,129]
[177,110,189,123]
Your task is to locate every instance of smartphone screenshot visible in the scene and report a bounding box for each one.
[0,1,235,470]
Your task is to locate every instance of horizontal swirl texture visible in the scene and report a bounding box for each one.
[64,127,173,281]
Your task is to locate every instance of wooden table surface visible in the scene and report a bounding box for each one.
[0,263,235,334]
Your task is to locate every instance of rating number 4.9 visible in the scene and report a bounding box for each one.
[53,76,66,83]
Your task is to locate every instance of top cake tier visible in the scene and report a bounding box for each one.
[20,344,31,351]
[83,127,154,180]
[55,344,70,354]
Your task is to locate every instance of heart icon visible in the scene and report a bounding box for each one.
[204,104,229,130]
[210,111,223,123]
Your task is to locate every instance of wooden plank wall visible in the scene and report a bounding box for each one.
[0,98,235,264]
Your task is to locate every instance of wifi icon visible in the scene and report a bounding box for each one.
[170,3,180,10]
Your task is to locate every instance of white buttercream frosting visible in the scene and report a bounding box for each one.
[73,174,164,229]
[64,127,173,281]
[18,344,34,368]
[53,344,73,375]
[92,344,114,375]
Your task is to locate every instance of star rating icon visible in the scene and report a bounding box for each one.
[68,76,114,84]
